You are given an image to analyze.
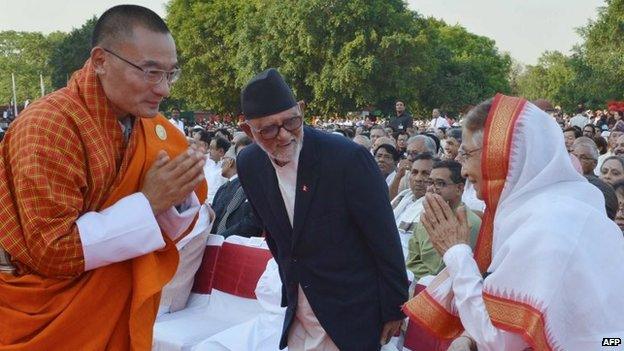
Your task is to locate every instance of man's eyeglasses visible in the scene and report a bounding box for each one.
[424,178,458,189]
[249,116,303,140]
[457,147,482,162]
[102,48,181,85]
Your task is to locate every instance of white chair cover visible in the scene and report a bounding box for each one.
[152,236,270,351]
[191,258,286,351]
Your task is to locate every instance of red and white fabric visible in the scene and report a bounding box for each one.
[191,258,286,351]
[186,233,225,309]
[403,280,451,351]
[152,236,272,351]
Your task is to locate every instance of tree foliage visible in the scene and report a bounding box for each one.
[166,0,512,116]
[48,17,96,90]
[0,1,514,116]
[516,51,574,103]
[516,0,624,110]
[420,19,511,115]
[166,0,243,113]
[0,31,60,104]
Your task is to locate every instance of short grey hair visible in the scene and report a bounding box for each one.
[407,135,436,154]
[353,135,372,150]
[573,136,599,160]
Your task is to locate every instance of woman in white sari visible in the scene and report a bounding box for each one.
[404,94,624,350]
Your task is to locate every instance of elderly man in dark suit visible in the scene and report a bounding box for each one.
[237,68,408,351]
[211,146,262,238]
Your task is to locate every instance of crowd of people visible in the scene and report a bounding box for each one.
[166,90,624,350]
[1,4,623,351]
[175,97,624,240]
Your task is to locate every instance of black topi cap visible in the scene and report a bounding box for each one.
[241,68,297,120]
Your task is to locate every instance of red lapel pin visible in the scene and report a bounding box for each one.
[302,185,308,192]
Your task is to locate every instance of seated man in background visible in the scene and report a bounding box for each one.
[390,135,437,199]
[396,131,409,157]
[372,135,397,153]
[571,136,600,179]
[406,160,480,280]
[369,124,387,149]
[392,152,435,258]
[374,144,400,186]
[211,147,262,238]
[205,136,230,203]
[443,128,462,161]
[353,135,372,150]
[392,153,435,230]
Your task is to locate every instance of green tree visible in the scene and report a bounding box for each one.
[577,0,624,104]
[514,0,624,111]
[234,0,434,116]
[516,51,575,104]
[166,0,512,116]
[0,31,58,105]
[166,0,245,113]
[419,19,512,116]
[48,17,96,90]
[508,58,525,96]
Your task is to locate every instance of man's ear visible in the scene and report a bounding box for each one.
[240,123,255,141]
[91,47,106,74]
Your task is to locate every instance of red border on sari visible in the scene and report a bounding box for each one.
[474,94,526,272]
[484,292,553,350]
[403,290,464,340]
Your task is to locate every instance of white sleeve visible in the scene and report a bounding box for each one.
[77,192,164,271]
[443,244,529,351]
[155,192,201,241]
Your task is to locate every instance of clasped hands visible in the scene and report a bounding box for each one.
[142,143,206,215]
[421,193,470,256]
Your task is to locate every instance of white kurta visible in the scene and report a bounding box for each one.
[429,116,450,129]
[392,189,424,259]
[270,139,339,351]
[204,158,226,204]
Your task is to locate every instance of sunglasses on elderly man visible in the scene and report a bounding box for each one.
[249,115,303,140]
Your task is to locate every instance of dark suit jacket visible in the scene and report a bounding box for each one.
[211,177,262,238]
[237,127,408,351]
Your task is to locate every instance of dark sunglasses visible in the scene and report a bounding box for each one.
[250,116,303,140]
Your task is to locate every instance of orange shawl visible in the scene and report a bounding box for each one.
[0,60,206,350]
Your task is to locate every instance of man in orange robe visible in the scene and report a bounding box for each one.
[0,5,207,350]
